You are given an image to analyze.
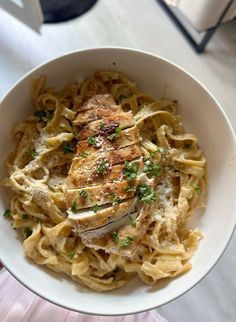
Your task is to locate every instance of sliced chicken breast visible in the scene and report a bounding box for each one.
[68,144,141,179]
[77,94,116,112]
[80,204,152,256]
[67,159,143,189]
[78,111,135,140]
[68,198,137,232]
[66,93,154,254]
[80,212,138,239]
[66,179,138,209]
[74,105,123,126]
[76,126,140,156]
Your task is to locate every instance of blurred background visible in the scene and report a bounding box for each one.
[0,1,236,321]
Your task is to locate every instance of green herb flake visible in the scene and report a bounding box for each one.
[27,147,38,159]
[99,122,105,130]
[123,161,139,180]
[119,236,135,248]
[71,201,77,213]
[125,185,135,193]
[109,192,121,206]
[80,151,89,158]
[129,216,136,227]
[67,250,76,259]
[63,142,75,154]
[111,231,119,243]
[96,159,108,175]
[143,159,160,177]
[22,213,29,220]
[3,209,11,219]
[92,204,100,213]
[184,143,192,149]
[108,127,122,141]
[79,189,88,198]
[33,110,47,121]
[23,227,32,239]
[194,185,201,195]
[137,184,156,204]
[88,136,97,146]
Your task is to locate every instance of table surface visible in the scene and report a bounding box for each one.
[0,1,236,321]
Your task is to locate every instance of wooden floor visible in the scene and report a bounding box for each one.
[0,1,236,321]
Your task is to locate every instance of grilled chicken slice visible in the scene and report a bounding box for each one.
[78,111,135,140]
[66,179,138,209]
[68,198,137,232]
[76,126,140,156]
[80,212,139,240]
[74,105,123,126]
[68,144,141,178]
[76,94,116,113]
[67,159,143,189]
[79,203,152,256]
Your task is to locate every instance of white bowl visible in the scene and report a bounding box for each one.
[0,48,235,316]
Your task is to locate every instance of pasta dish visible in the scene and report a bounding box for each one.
[1,71,206,292]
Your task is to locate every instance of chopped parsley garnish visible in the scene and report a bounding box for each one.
[111,231,119,243]
[80,151,89,158]
[137,184,156,204]
[23,227,32,239]
[129,216,136,227]
[27,147,38,159]
[123,161,139,180]
[119,236,135,248]
[88,136,97,146]
[22,213,29,220]
[67,250,76,259]
[108,192,120,206]
[99,122,105,130]
[63,142,75,154]
[108,127,122,141]
[33,110,47,121]
[194,185,201,195]
[184,143,192,149]
[92,204,100,213]
[96,159,108,175]
[3,209,11,218]
[79,189,87,198]
[71,201,77,213]
[125,185,135,193]
[111,232,135,248]
[143,159,160,177]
